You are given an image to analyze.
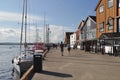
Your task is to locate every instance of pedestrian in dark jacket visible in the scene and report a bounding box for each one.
[67,44,71,55]
[60,41,64,56]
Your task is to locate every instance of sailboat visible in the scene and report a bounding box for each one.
[32,23,46,53]
[12,0,33,78]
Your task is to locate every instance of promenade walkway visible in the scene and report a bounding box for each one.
[30,48,120,80]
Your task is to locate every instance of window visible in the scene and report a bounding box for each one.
[107,17,114,30]
[119,18,120,32]
[99,5,104,13]
[119,0,120,7]
[108,0,113,8]
[87,19,91,26]
[99,22,104,32]
[108,25,113,30]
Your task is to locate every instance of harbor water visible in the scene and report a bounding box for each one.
[0,45,21,80]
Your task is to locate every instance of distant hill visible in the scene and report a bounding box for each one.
[0,43,34,45]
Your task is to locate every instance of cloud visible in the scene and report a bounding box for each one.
[0,11,44,22]
[48,25,75,43]
[0,11,45,42]
[0,24,76,43]
[0,25,44,43]
[49,25,64,42]
[0,11,76,43]
[0,28,20,42]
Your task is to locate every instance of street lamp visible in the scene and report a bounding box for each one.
[106,17,114,55]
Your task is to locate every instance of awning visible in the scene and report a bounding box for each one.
[99,32,120,40]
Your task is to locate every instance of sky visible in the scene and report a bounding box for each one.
[0,0,99,43]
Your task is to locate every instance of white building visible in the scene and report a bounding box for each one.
[80,16,96,51]
[70,33,76,48]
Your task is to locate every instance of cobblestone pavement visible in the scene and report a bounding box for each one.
[31,48,120,80]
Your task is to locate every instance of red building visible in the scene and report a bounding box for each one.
[64,32,74,44]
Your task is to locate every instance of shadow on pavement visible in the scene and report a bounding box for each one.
[41,70,73,78]
[28,70,73,80]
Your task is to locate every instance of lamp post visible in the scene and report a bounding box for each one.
[107,17,114,55]
[84,27,87,52]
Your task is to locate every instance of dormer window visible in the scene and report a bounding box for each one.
[108,0,113,8]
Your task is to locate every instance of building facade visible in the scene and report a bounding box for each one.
[95,0,120,38]
[95,0,120,54]
[76,20,84,48]
[64,32,74,45]
[70,33,76,48]
[80,16,96,52]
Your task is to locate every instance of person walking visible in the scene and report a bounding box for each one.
[67,44,71,55]
[60,41,64,56]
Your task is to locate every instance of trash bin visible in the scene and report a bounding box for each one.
[33,53,42,72]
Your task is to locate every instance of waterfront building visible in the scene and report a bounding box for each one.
[80,16,96,52]
[64,32,74,45]
[95,0,120,54]
[95,0,120,38]
[70,32,76,48]
[76,20,84,49]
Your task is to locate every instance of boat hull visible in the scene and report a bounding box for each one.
[12,54,33,78]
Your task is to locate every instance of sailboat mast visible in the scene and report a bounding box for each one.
[24,0,28,54]
[20,0,26,55]
[44,13,46,44]
[20,0,28,55]
[36,22,39,43]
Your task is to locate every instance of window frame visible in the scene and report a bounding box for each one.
[108,25,113,30]
[107,18,114,30]
[119,0,120,7]
[99,5,104,13]
[99,22,104,32]
[119,18,120,32]
[108,0,113,8]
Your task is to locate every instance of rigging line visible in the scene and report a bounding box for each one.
[28,0,31,43]
[20,0,26,55]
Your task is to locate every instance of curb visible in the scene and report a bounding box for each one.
[20,65,33,80]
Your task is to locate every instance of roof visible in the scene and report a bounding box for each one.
[82,15,96,28]
[95,0,102,11]
[89,16,96,22]
[65,32,74,34]
[78,20,84,29]
[65,32,74,38]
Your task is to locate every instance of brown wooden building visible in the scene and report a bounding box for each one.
[95,0,120,39]
[95,0,120,54]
